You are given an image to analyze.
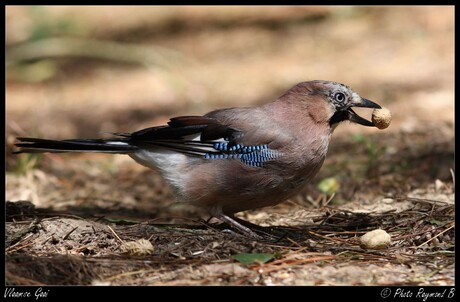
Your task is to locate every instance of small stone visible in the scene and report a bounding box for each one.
[120,238,154,255]
[278,272,290,279]
[372,107,392,129]
[360,229,391,250]
[382,198,394,204]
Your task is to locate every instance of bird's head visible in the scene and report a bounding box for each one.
[320,81,382,127]
[283,80,382,128]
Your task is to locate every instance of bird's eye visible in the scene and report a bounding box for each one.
[334,93,345,103]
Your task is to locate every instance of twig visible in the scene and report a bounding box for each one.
[392,223,451,241]
[255,255,335,274]
[307,230,351,245]
[7,219,40,247]
[107,225,124,243]
[6,233,35,253]
[415,223,454,248]
[396,196,452,205]
[63,226,78,240]
[286,237,303,248]
[322,192,336,207]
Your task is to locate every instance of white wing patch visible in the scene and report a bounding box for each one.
[106,141,130,146]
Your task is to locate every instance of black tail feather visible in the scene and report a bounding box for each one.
[14,115,241,156]
[14,137,138,154]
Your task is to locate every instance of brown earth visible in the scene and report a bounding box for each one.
[5,6,454,286]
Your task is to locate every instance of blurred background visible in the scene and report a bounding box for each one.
[6,6,454,218]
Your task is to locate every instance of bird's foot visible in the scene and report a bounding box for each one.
[215,214,264,240]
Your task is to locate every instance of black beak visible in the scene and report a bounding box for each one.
[347,98,382,127]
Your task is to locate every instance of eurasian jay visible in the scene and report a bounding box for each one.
[15,80,382,238]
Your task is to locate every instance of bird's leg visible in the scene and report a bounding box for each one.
[227,214,308,241]
[214,213,263,239]
[230,215,271,232]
